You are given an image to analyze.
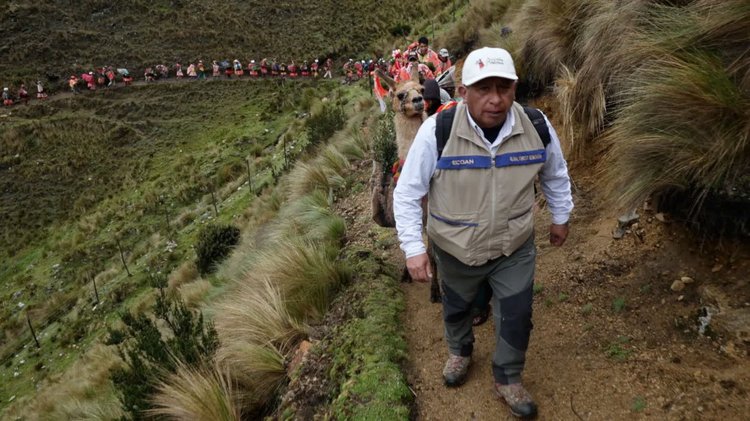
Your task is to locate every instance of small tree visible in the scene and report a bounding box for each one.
[306,103,346,146]
[195,224,241,275]
[109,274,219,420]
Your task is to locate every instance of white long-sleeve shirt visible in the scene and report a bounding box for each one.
[393,106,574,259]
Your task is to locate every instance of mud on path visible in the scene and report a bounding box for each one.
[393,172,750,420]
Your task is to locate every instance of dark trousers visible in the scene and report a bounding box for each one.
[434,235,536,385]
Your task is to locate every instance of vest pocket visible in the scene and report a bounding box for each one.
[427,210,479,259]
[507,207,534,253]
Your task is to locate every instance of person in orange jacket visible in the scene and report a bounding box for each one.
[417,36,441,69]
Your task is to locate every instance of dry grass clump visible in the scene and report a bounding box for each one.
[600,0,750,219]
[4,344,122,420]
[179,279,212,308]
[267,189,346,246]
[168,261,200,291]
[215,341,287,405]
[148,362,244,421]
[251,239,351,322]
[213,277,303,403]
[286,161,346,202]
[435,0,522,57]
[512,0,594,87]
[214,275,305,351]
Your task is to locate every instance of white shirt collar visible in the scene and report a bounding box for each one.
[464,106,516,150]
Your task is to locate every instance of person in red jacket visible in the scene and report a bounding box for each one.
[249,60,259,77]
[233,59,244,77]
[17,84,29,104]
[353,60,363,80]
[416,36,441,71]
[2,87,13,106]
[311,59,319,77]
[436,48,452,76]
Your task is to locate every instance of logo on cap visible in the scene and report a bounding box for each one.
[476,59,485,69]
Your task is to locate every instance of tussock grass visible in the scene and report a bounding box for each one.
[168,261,200,291]
[513,0,595,87]
[286,162,346,201]
[321,146,352,177]
[601,49,750,210]
[216,343,286,405]
[559,0,649,159]
[600,0,750,225]
[552,65,579,157]
[251,239,351,322]
[179,279,212,308]
[58,399,125,421]
[215,276,306,359]
[149,362,243,421]
[269,190,347,245]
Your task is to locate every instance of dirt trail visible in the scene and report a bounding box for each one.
[394,174,750,420]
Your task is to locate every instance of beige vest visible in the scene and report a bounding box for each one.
[427,102,546,266]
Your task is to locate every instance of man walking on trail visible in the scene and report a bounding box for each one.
[393,47,573,419]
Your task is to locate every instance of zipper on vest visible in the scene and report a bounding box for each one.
[488,151,497,258]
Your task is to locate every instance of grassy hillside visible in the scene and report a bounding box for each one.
[0,77,360,416]
[0,0,453,85]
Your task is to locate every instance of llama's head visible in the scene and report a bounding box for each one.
[375,66,425,118]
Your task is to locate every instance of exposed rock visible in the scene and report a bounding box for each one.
[681,276,695,284]
[655,213,666,222]
[618,210,640,226]
[700,286,750,344]
[288,340,313,376]
[671,280,685,292]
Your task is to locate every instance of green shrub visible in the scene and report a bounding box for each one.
[390,23,411,37]
[372,111,397,172]
[306,103,346,147]
[195,224,241,275]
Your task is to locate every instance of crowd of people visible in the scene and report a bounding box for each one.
[1,36,453,107]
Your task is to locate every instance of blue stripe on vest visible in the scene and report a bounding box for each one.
[495,149,546,167]
[429,212,479,227]
[436,155,493,170]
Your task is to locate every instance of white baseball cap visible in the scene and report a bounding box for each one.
[461,47,517,86]
[439,48,449,58]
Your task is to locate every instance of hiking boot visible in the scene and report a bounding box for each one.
[495,383,538,419]
[442,354,470,387]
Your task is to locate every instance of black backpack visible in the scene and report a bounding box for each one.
[435,105,551,159]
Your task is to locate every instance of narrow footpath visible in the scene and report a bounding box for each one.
[395,173,750,420]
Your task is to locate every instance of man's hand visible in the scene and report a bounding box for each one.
[406,253,433,283]
[550,223,569,246]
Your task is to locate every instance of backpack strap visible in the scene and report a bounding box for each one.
[521,106,551,149]
[435,105,458,160]
[435,104,551,159]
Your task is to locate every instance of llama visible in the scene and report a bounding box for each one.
[371,65,425,228]
[370,66,441,302]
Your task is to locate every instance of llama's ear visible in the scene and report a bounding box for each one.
[375,68,396,90]
[409,64,420,83]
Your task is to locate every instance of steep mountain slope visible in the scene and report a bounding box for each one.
[1,0,450,83]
